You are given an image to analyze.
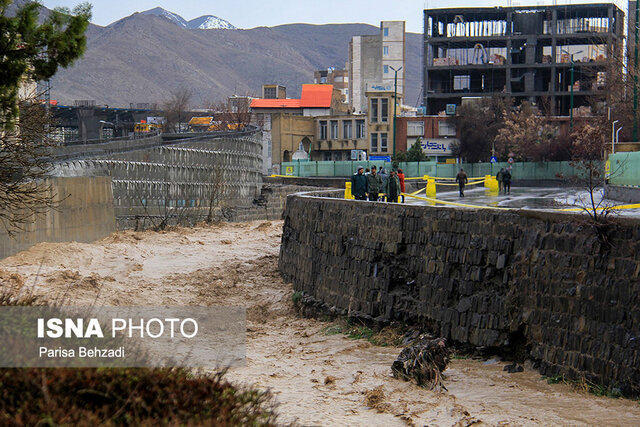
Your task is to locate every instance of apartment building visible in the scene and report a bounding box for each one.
[349,21,406,114]
[314,68,349,103]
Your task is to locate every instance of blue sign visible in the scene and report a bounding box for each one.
[369,156,392,161]
[490,156,498,163]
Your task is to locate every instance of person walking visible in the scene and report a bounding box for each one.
[366,165,383,201]
[351,166,368,200]
[385,170,401,203]
[455,168,468,197]
[496,168,505,194]
[503,168,512,194]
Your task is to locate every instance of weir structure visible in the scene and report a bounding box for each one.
[280,190,640,396]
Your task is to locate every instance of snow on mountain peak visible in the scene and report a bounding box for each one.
[187,15,237,30]
[141,7,188,27]
[140,8,236,30]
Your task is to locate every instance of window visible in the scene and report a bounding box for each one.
[323,151,332,161]
[319,121,327,140]
[320,77,327,84]
[383,46,389,56]
[330,120,338,139]
[384,65,389,74]
[343,120,353,139]
[453,75,471,91]
[371,133,378,152]
[381,98,389,122]
[371,99,378,123]
[438,121,456,136]
[383,27,389,36]
[264,87,276,99]
[380,133,388,152]
[407,121,424,137]
[356,120,366,139]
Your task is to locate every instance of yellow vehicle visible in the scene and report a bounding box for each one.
[134,122,163,133]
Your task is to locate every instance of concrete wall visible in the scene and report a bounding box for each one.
[0,177,116,259]
[605,185,640,204]
[279,193,640,395]
[53,133,263,229]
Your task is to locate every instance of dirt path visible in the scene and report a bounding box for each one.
[2,221,639,426]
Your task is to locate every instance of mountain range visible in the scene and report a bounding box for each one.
[35,6,423,108]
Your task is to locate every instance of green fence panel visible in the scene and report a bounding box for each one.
[279,160,596,180]
[610,152,640,186]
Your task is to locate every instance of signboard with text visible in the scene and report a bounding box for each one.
[420,139,456,155]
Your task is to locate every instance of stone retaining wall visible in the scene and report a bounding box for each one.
[279,193,640,395]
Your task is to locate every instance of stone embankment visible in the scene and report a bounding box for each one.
[279,192,640,395]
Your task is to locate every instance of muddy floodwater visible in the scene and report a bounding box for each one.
[2,221,639,426]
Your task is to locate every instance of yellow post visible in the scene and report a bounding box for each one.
[345,182,354,199]
[426,178,436,198]
[484,175,492,188]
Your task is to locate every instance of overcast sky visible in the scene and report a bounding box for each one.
[41,0,629,33]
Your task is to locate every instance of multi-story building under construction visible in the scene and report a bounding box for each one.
[423,3,624,116]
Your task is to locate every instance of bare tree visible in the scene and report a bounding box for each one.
[569,123,623,223]
[449,96,509,162]
[163,88,193,133]
[207,98,253,131]
[0,94,58,233]
[494,102,565,161]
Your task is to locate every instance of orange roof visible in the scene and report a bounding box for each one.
[300,84,333,108]
[250,99,302,108]
[250,84,333,109]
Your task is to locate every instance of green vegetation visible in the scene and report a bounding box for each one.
[543,374,624,399]
[393,139,428,163]
[322,317,403,347]
[291,291,302,305]
[0,368,279,425]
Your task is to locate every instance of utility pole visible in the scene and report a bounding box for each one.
[390,65,402,158]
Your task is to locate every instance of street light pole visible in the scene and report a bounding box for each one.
[562,48,582,130]
[612,120,619,154]
[390,65,402,159]
[570,57,574,130]
[615,126,623,153]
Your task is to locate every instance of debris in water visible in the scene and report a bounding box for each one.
[392,335,450,390]
[503,363,524,373]
[364,385,391,413]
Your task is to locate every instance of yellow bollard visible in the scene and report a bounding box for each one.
[426,178,436,198]
[345,181,354,199]
[484,175,492,188]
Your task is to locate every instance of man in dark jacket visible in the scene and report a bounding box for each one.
[366,165,383,201]
[496,168,505,194]
[351,166,368,200]
[455,168,468,197]
[503,168,512,194]
[385,170,401,203]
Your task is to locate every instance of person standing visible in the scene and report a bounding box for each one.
[378,166,388,189]
[385,170,401,203]
[351,166,368,200]
[397,168,406,193]
[503,168,512,194]
[496,168,505,194]
[455,168,468,197]
[366,165,383,201]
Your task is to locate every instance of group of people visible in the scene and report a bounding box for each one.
[351,165,406,203]
[496,167,512,194]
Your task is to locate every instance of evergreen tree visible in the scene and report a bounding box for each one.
[0,0,92,129]
[0,1,91,232]
[393,139,427,163]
